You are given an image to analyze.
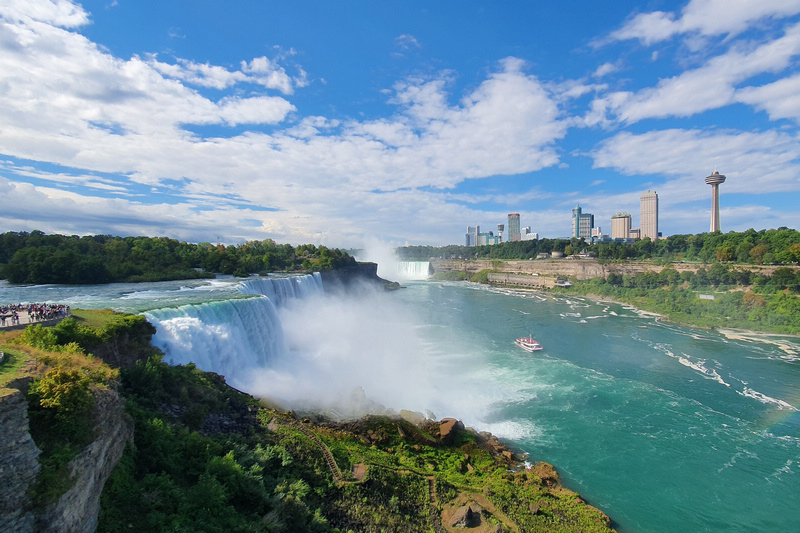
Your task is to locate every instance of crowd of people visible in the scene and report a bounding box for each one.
[0,303,71,327]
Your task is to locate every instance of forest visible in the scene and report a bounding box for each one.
[0,231,356,284]
[397,227,800,265]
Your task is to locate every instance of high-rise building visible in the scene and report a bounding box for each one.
[507,214,521,242]
[611,212,632,239]
[572,205,594,240]
[705,170,726,232]
[521,227,538,241]
[497,224,504,242]
[640,190,659,240]
[465,226,479,246]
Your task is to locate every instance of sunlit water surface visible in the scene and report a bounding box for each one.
[2,276,799,533]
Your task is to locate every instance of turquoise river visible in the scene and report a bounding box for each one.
[1,266,798,532]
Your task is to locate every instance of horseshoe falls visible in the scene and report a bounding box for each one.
[2,275,799,533]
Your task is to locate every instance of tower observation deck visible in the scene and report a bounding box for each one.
[705,170,726,232]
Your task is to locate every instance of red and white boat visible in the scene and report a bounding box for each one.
[515,335,543,352]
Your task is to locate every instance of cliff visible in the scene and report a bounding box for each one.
[0,385,132,533]
[431,258,786,281]
[320,262,399,292]
[35,388,133,533]
[0,388,41,532]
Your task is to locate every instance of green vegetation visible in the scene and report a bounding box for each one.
[430,270,469,281]
[555,264,800,334]
[4,311,615,532]
[0,231,356,284]
[398,227,800,266]
[101,354,613,532]
[1,312,119,506]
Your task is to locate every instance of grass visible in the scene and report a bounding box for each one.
[69,308,119,330]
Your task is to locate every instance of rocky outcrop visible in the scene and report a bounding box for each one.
[432,258,789,281]
[0,384,133,533]
[0,388,42,532]
[35,388,133,533]
[320,263,398,292]
[439,417,464,445]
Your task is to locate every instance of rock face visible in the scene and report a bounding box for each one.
[0,388,42,532]
[439,417,464,445]
[320,263,397,292]
[36,388,133,533]
[0,385,133,533]
[450,503,482,528]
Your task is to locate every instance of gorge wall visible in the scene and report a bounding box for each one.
[35,388,133,533]
[0,385,132,533]
[431,258,788,281]
[0,388,41,532]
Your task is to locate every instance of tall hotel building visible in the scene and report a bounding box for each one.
[572,205,594,240]
[507,213,521,242]
[640,190,659,240]
[611,212,632,240]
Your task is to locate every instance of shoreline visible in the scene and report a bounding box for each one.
[490,282,800,351]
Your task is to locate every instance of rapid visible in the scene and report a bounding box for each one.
[2,270,798,532]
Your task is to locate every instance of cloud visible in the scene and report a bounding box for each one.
[0,0,89,28]
[607,0,800,45]
[395,34,420,50]
[736,73,800,123]
[591,128,800,198]
[0,3,569,246]
[591,21,800,123]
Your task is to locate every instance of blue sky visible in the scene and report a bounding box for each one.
[1,0,800,248]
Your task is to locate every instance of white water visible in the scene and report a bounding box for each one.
[379,260,431,281]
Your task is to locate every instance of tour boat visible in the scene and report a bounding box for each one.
[515,335,543,352]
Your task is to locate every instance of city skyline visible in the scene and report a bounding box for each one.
[1,1,799,248]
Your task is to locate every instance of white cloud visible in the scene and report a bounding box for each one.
[591,128,800,197]
[736,73,800,123]
[0,0,89,28]
[395,34,420,50]
[0,3,570,245]
[593,62,619,78]
[592,21,800,123]
[608,0,800,45]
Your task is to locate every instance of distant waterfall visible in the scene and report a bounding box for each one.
[385,261,431,281]
[144,273,322,387]
[238,272,323,306]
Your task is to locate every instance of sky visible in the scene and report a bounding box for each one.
[1,0,800,249]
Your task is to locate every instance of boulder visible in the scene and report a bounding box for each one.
[439,417,464,445]
[450,503,481,528]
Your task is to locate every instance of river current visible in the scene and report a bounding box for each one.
[2,266,798,532]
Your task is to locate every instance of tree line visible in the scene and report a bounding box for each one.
[0,231,356,284]
[560,263,800,334]
[397,227,800,265]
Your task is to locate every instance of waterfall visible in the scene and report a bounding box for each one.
[144,273,322,388]
[145,297,286,388]
[382,261,431,281]
[238,272,324,306]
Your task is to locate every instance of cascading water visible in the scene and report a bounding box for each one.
[237,272,323,305]
[144,273,323,389]
[382,261,431,281]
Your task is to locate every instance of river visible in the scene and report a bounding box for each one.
[1,266,798,532]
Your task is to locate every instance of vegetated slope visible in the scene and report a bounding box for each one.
[3,310,613,532]
[99,338,611,532]
[100,351,614,532]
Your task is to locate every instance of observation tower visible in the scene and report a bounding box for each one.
[705,170,726,233]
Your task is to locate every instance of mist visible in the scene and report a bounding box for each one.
[240,281,496,425]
